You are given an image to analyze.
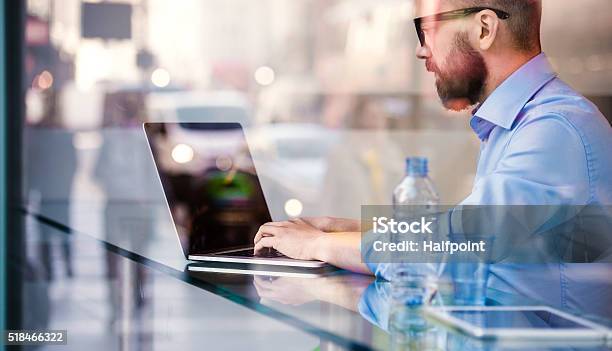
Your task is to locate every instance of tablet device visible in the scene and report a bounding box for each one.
[424,305,610,342]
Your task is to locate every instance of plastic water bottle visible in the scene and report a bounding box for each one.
[386,157,441,302]
[393,157,439,215]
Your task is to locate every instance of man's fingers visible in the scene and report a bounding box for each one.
[254,227,263,244]
[254,236,277,253]
[254,224,288,244]
[253,227,272,244]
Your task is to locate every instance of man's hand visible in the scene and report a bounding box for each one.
[254,217,372,275]
[300,217,361,233]
[254,218,326,260]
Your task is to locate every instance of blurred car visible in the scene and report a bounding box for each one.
[147,90,252,126]
[146,90,254,175]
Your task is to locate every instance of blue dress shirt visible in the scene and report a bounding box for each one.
[463,53,612,318]
[365,53,612,318]
[463,53,612,206]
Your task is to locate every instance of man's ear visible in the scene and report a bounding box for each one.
[473,10,500,51]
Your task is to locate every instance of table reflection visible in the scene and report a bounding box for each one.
[254,273,373,308]
[250,268,611,351]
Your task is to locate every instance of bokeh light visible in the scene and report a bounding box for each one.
[171,143,194,164]
[215,155,233,171]
[36,70,54,90]
[254,66,275,86]
[284,198,303,218]
[151,68,171,87]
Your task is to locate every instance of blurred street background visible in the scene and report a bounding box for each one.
[16,1,612,349]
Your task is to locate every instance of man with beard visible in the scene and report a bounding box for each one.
[253,0,612,294]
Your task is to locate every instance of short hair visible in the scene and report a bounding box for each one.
[450,0,542,52]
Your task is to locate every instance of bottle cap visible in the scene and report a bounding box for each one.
[406,157,428,177]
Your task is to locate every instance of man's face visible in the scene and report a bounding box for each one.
[415,1,488,111]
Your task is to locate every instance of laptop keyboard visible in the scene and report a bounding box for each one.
[222,248,287,258]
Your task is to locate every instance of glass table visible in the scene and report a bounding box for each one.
[12,203,611,351]
[11,128,611,350]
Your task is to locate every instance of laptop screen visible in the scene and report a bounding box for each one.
[144,122,272,256]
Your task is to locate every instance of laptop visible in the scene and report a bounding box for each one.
[143,122,327,269]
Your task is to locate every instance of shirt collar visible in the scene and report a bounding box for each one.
[471,53,557,137]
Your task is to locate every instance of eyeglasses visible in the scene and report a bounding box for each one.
[414,7,510,47]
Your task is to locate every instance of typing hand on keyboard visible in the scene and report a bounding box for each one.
[255,247,285,258]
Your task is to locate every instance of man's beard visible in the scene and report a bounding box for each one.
[428,32,488,111]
